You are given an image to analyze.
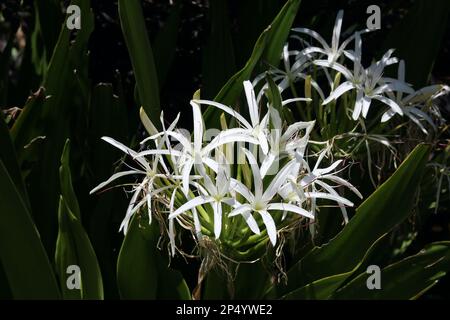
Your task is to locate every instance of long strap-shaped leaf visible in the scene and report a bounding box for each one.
[332,241,450,299]
[118,0,160,133]
[0,159,60,299]
[55,140,104,299]
[117,216,191,299]
[203,0,301,127]
[271,144,431,297]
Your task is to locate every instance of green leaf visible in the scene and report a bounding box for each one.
[274,144,431,297]
[265,73,283,114]
[118,0,160,126]
[55,139,103,299]
[116,216,158,299]
[155,254,191,300]
[117,215,191,299]
[12,0,94,254]
[280,235,388,300]
[10,88,47,166]
[262,0,301,67]
[382,0,450,87]
[55,196,104,299]
[333,242,450,300]
[203,0,301,127]
[283,273,349,300]
[59,140,81,220]
[0,113,30,210]
[0,159,60,299]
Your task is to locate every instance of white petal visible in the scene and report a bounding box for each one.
[193,99,252,129]
[213,201,222,239]
[102,137,149,170]
[242,211,260,235]
[260,152,277,178]
[203,128,259,154]
[191,101,204,152]
[243,148,263,199]
[305,191,354,207]
[244,81,260,128]
[230,178,255,203]
[361,95,372,118]
[229,204,253,217]
[320,174,363,199]
[352,91,364,120]
[322,81,355,105]
[90,170,143,194]
[292,28,331,51]
[257,128,269,155]
[372,95,404,116]
[267,202,314,219]
[181,158,194,195]
[259,210,277,246]
[381,109,396,123]
[332,10,344,50]
[262,160,296,202]
[169,196,213,219]
[313,60,354,80]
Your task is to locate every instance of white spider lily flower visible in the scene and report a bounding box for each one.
[280,149,362,223]
[193,81,270,154]
[169,156,235,239]
[252,44,325,102]
[317,33,414,120]
[292,10,359,64]
[381,60,443,133]
[229,149,314,246]
[143,101,259,195]
[89,137,172,233]
[260,106,315,177]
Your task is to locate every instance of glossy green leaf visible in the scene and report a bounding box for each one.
[13,0,94,254]
[118,0,160,125]
[117,215,191,299]
[0,113,29,209]
[55,196,104,299]
[55,139,103,299]
[0,159,60,299]
[333,242,450,300]
[280,235,388,300]
[59,140,81,220]
[155,253,191,300]
[10,88,47,166]
[262,0,301,67]
[116,216,158,299]
[283,273,349,300]
[274,144,431,297]
[203,0,301,127]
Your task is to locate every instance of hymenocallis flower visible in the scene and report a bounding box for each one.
[229,148,314,246]
[292,10,358,64]
[381,60,445,133]
[91,79,360,258]
[317,33,414,120]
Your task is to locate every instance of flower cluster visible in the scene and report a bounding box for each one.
[254,10,447,133]
[91,81,360,256]
[91,9,448,259]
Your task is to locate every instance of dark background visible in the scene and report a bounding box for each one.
[1,0,449,299]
